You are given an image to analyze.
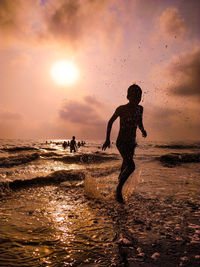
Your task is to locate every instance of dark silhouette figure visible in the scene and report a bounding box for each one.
[102,84,147,203]
[78,141,81,148]
[62,141,67,150]
[81,141,85,146]
[70,136,77,153]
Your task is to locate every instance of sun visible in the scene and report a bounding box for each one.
[51,60,79,86]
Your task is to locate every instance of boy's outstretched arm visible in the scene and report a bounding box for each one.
[138,106,147,138]
[102,109,119,151]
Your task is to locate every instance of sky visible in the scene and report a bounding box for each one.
[0,0,200,141]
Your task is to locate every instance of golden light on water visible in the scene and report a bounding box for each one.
[51,60,79,86]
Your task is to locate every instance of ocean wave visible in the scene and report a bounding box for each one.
[158,153,200,166]
[155,144,200,149]
[0,170,85,197]
[87,165,120,178]
[40,147,58,151]
[1,146,39,152]
[56,153,118,164]
[0,153,39,168]
[40,152,63,158]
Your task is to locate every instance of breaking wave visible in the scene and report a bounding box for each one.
[55,153,118,164]
[0,153,39,168]
[155,144,200,149]
[158,153,200,166]
[0,170,85,197]
[1,146,39,152]
[0,151,118,168]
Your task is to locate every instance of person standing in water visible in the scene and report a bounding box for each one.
[70,136,77,153]
[62,141,68,150]
[102,84,147,203]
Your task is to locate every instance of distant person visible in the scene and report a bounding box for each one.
[62,141,67,150]
[78,141,81,148]
[102,84,147,203]
[70,136,77,153]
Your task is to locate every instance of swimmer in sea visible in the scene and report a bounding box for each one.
[102,84,147,203]
[70,136,77,153]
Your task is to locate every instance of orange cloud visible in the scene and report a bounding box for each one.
[167,48,200,99]
[0,0,43,44]
[59,96,106,139]
[83,95,103,107]
[158,7,186,38]
[0,0,22,33]
[144,104,200,141]
[148,45,200,141]
[0,0,134,49]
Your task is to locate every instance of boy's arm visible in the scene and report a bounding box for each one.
[102,108,120,150]
[138,106,147,138]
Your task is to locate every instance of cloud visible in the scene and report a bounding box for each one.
[0,0,43,44]
[166,48,200,99]
[0,0,22,33]
[60,101,96,124]
[45,0,99,41]
[59,96,106,138]
[0,0,135,49]
[158,7,186,38]
[83,95,103,107]
[146,105,200,141]
[150,47,200,101]
[0,0,113,46]
[59,98,105,126]
[149,47,200,140]
[44,0,124,48]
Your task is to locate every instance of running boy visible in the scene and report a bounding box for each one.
[102,84,147,203]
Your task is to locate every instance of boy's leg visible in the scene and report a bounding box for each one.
[118,160,127,180]
[116,156,135,203]
[116,146,136,203]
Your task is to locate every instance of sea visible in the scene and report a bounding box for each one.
[0,139,200,266]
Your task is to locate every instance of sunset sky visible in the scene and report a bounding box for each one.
[0,0,200,141]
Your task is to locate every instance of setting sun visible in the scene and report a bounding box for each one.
[51,60,79,86]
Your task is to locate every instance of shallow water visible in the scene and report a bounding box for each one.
[0,139,200,266]
[0,186,119,266]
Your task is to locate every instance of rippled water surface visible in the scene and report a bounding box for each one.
[0,186,120,266]
[0,139,200,266]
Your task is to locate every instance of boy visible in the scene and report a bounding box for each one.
[102,84,147,203]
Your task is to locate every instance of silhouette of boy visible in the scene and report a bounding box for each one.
[70,136,77,153]
[102,84,147,203]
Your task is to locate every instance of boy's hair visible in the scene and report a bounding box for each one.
[127,84,142,102]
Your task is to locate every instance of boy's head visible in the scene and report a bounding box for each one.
[127,84,142,104]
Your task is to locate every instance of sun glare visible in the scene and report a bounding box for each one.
[51,60,79,86]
